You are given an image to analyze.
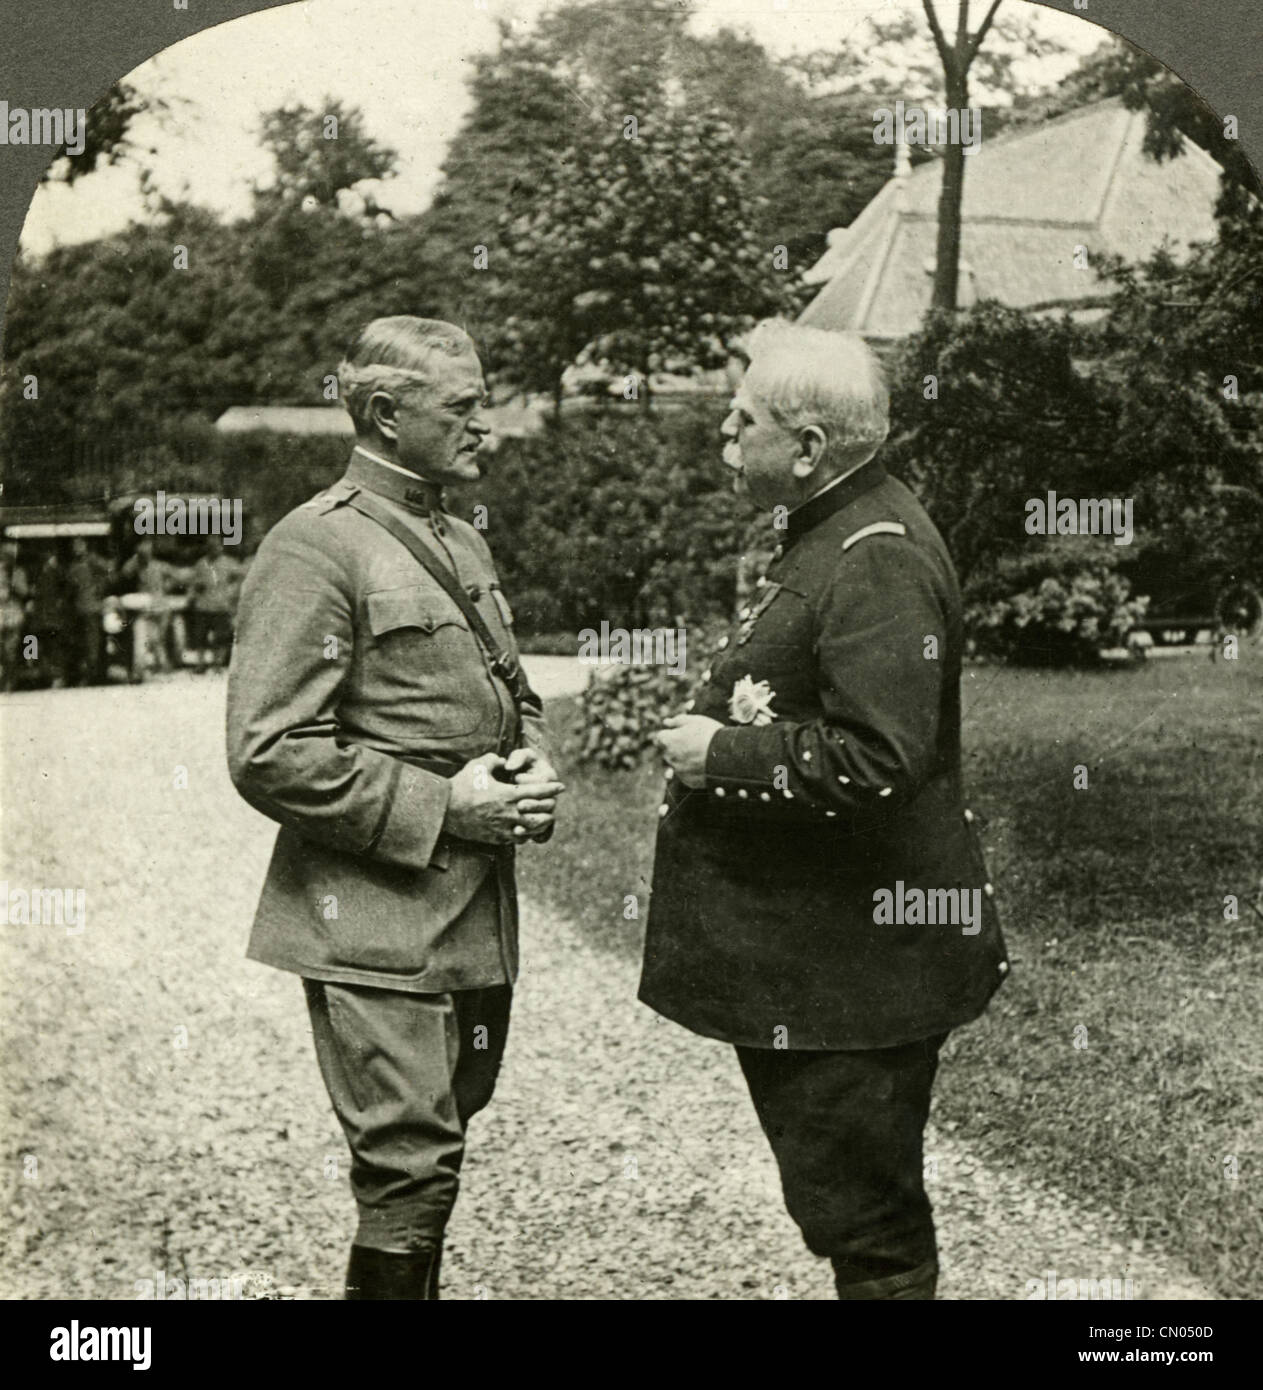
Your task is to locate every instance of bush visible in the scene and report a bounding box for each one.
[452,402,758,639]
[964,542,1148,666]
[574,661,694,771]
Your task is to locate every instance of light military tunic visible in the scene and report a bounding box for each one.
[227,449,552,993]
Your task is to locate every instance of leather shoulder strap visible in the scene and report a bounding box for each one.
[344,488,538,714]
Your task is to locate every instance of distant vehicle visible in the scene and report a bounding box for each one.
[1122,541,1262,654]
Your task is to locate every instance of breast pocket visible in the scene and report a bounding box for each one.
[489,583,514,632]
[365,585,483,737]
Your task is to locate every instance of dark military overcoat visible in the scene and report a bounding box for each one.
[639,458,1008,1050]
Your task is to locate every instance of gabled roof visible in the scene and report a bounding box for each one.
[800,98,1223,341]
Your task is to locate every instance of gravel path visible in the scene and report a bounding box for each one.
[0,677,1214,1300]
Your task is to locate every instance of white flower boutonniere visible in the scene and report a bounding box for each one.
[729,675,777,726]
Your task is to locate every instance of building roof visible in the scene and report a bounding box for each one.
[215,406,355,436]
[800,98,1223,341]
[214,399,550,445]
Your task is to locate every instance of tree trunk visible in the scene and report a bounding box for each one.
[931,70,968,312]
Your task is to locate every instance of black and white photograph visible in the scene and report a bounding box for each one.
[0,0,1259,1338]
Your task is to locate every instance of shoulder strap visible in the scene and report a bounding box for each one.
[344,488,538,714]
[841,520,907,551]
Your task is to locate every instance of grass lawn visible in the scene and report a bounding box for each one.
[519,657,1263,1298]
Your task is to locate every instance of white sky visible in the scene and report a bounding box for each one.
[20,0,1104,255]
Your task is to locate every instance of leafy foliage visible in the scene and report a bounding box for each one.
[491,55,791,402]
[256,100,398,211]
[885,195,1263,644]
[575,662,691,771]
[964,542,1148,666]
[451,403,759,636]
[39,81,150,186]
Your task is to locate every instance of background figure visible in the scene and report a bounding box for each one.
[189,540,244,672]
[65,538,112,687]
[1,541,29,606]
[0,567,25,692]
[27,550,71,688]
[119,540,173,681]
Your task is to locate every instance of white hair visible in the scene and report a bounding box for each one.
[337,316,476,433]
[744,320,890,463]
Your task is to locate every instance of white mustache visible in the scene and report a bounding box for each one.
[722,442,741,468]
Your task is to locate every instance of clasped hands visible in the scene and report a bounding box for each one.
[445,747,565,846]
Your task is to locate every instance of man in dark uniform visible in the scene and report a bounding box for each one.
[641,320,1008,1300]
[227,317,563,1300]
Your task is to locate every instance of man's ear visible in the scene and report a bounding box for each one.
[367,389,399,443]
[791,425,828,480]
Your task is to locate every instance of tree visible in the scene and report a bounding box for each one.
[480,7,794,408]
[256,99,398,210]
[413,1,909,370]
[39,81,151,186]
[921,0,1004,311]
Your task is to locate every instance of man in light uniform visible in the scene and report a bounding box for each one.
[228,317,563,1299]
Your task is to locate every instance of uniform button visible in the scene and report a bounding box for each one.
[984,882,995,897]
[664,767,674,780]
[783,789,793,800]
[964,808,975,823]
[825,810,837,818]
[998,960,1009,975]
[714,787,726,797]
[878,787,893,797]
[837,775,850,785]
[737,788,748,799]
[802,750,812,763]
[760,792,770,802]
[658,803,669,817]
[717,636,729,650]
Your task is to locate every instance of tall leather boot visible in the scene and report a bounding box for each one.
[831,1257,938,1300]
[345,1243,440,1300]
[425,1244,443,1301]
